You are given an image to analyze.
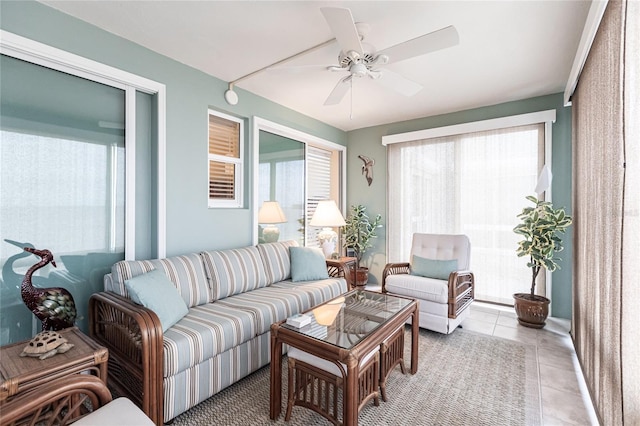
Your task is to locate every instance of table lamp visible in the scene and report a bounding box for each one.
[258,201,287,243]
[310,200,346,258]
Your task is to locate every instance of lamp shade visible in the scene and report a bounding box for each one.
[310,200,346,227]
[258,201,287,224]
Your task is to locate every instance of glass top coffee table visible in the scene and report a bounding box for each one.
[269,290,419,425]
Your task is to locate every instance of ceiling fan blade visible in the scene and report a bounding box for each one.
[377,69,423,97]
[378,25,459,65]
[321,7,364,56]
[324,77,352,106]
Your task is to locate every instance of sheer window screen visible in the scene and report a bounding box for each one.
[208,111,242,207]
[306,146,333,247]
[388,124,544,305]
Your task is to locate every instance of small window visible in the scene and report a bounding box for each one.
[208,110,243,208]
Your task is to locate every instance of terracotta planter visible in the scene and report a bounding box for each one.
[355,267,369,289]
[513,293,550,329]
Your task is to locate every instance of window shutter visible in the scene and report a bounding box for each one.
[306,146,333,246]
[209,115,240,158]
[208,110,243,207]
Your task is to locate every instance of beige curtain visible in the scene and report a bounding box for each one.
[387,124,544,305]
[571,0,639,424]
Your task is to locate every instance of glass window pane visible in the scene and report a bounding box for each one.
[0,55,125,344]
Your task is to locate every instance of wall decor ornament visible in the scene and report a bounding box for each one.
[358,155,375,186]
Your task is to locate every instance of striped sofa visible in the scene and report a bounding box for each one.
[88,241,348,425]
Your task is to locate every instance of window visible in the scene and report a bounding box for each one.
[208,110,243,208]
[385,112,554,305]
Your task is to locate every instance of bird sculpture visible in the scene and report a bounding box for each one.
[20,246,77,331]
[358,155,375,186]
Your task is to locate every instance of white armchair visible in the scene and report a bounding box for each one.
[382,233,474,334]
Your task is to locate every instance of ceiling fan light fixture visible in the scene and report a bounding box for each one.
[351,63,368,77]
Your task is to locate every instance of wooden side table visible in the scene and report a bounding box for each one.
[0,326,108,402]
[326,256,357,289]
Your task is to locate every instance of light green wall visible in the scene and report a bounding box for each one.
[0,0,347,257]
[1,2,574,319]
[346,94,573,318]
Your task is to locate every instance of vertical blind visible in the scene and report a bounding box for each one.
[387,124,544,305]
[571,0,639,423]
[306,145,333,247]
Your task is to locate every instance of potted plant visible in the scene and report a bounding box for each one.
[513,195,572,328]
[342,205,383,289]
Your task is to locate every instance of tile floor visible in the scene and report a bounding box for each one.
[461,302,600,426]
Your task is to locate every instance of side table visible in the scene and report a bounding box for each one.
[326,256,357,289]
[0,326,109,402]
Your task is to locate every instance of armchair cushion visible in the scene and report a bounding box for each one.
[385,274,449,304]
[410,255,457,280]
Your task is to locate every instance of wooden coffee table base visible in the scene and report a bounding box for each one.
[270,293,418,426]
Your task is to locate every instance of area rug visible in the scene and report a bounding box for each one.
[173,328,541,425]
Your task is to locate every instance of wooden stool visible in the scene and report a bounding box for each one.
[285,347,380,425]
[379,325,406,402]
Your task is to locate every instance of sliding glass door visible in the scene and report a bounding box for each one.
[255,120,345,249]
[387,124,544,305]
[0,55,126,343]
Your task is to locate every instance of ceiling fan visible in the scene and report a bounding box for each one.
[273,7,460,106]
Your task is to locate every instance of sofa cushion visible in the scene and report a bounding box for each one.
[290,247,330,282]
[218,278,348,335]
[384,273,449,304]
[163,303,257,377]
[110,254,210,308]
[256,240,298,284]
[270,278,348,307]
[201,246,269,301]
[125,269,189,332]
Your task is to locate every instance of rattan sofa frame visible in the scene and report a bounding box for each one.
[89,264,350,426]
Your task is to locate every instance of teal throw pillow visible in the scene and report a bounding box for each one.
[410,256,458,280]
[290,247,330,282]
[124,269,189,332]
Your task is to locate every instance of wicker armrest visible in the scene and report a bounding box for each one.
[447,270,475,319]
[89,292,164,425]
[0,375,112,425]
[381,262,410,293]
[326,259,355,289]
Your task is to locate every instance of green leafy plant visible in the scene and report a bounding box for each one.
[342,204,382,267]
[513,195,572,297]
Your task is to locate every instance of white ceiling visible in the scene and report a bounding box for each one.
[39,1,592,132]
